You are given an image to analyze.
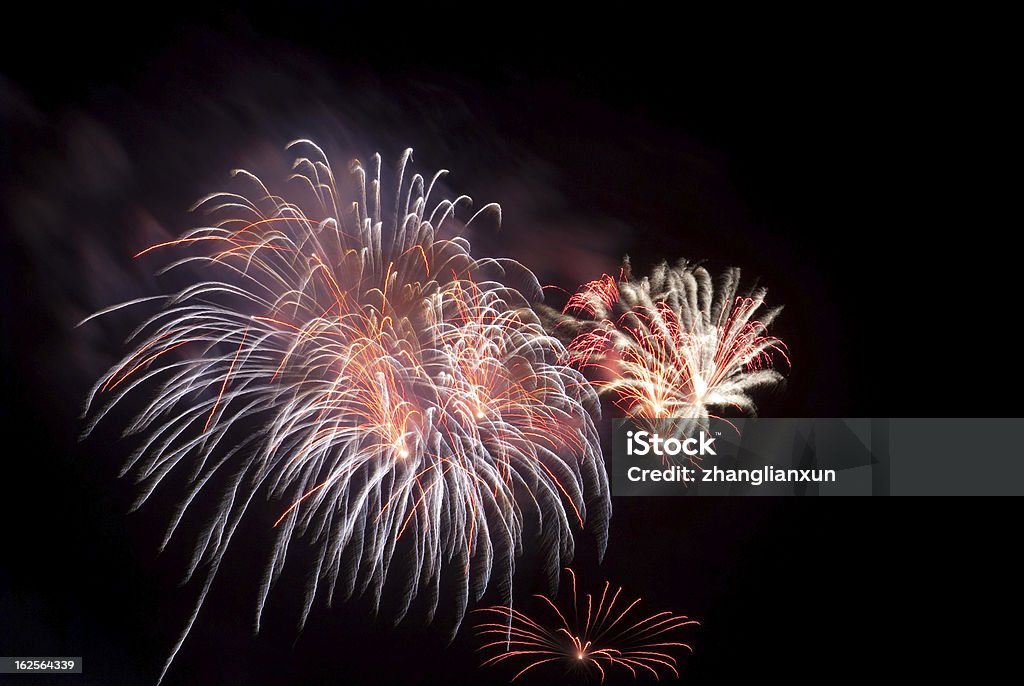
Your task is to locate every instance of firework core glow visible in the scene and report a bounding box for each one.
[81,142,610,682]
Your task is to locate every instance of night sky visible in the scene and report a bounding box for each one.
[1,4,1018,684]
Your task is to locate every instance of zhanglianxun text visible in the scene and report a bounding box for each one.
[627,465,837,486]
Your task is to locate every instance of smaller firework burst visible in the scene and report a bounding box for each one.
[544,258,788,447]
[476,568,698,682]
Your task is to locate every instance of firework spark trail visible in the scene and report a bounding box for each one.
[542,258,787,451]
[476,568,698,682]
[80,143,610,682]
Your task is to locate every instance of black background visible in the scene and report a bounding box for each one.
[1,3,1018,684]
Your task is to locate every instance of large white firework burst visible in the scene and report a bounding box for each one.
[81,142,609,681]
[545,257,787,439]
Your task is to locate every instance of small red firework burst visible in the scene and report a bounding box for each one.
[476,568,698,682]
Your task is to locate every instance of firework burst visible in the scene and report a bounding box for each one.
[81,143,609,681]
[476,568,698,682]
[544,258,787,445]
